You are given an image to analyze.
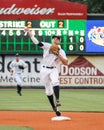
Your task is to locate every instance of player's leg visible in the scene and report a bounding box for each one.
[40,68,56,110]
[15,74,22,96]
[50,68,61,106]
[17,84,22,96]
[53,85,61,107]
[45,83,55,110]
[45,84,61,116]
[40,68,61,116]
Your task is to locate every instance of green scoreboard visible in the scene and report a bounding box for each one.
[0,20,86,54]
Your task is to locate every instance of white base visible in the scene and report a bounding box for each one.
[51,116,71,121]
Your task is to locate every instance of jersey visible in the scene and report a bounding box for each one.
[10,59,27,74]
[10,59,27,86]
[40,42,67,67]
[38,42,67,96]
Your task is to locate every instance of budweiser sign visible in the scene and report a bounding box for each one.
[0,4,55,15]
[0,0,87,19]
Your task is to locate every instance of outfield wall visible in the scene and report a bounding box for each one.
[0,55,104,88]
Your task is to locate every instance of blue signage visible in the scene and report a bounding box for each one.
[86,20,104,53]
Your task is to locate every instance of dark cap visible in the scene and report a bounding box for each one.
[52,35,61,40]
[15,53,20,57]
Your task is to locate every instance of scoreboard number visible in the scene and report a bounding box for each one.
[9,30,14,36]
[1,30,6,36]
[69,44,74,51]
[79,44,84,51]
[58,21,64,28]
[79,36,85,43]
[16,30,21,36]
[27,21,32,28]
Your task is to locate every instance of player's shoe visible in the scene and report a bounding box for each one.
[56,111,61,116]
[17,91,22,96]
[53,107,61,116]
[56,101,61,107]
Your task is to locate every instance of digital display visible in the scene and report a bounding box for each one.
[0,20,86,54]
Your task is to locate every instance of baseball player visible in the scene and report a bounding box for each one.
[9,53,27,96]
[25,27,68,116]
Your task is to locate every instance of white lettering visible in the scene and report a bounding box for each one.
[0,4,55,16]
[40,21,56,28]
[60,65,68,76]
[60,66,97,76]
[0,4,16,14]
[0,21,25,28]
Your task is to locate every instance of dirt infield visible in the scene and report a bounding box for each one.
[0,111,104,130]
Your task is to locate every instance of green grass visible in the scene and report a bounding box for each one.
[0,89,104,112]
[0,126,33,130]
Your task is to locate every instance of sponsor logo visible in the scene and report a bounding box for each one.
[59,56,104,86]
[60,56,103,76]
[88,26,104,46]
[0,56,41,86]
[0,4,55,15]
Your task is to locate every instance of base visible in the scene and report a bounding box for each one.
[51,116,71,121]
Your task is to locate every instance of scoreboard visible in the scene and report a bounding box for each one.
[0,20,86,54]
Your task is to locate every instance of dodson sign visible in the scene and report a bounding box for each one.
[60,56,104,87]
[0,0,87,19]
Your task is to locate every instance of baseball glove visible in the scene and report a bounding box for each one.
[49,44,60,55]
[18,65,24,70]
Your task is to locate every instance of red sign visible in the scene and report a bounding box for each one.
[0,0,87,20]
[60,56,104,76]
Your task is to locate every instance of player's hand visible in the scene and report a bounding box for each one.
[24,27,29,33]
[24,27,33,37]
[18,65,24,70]
[9,69,13,76]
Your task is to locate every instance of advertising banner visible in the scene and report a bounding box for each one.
[0,0,87,20]
[60,56,104,87]
[0,55,104,87]
[0,55,42,87]
[86,20,104,53]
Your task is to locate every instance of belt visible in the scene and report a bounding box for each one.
[43,66,56,69]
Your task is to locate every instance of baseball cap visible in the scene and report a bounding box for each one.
[52,35,61,40]
[15,53,20,57]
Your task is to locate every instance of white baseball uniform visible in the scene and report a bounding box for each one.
[10,59,27,86]
[38,42,67,96]
[28,33,66,115]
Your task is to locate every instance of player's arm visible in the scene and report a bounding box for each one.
[9,68,13,76]
[57,54,68,65]
[24,27,43,47]
[9,62,14,75]
[23,63,28,69]
[18,61,28,70]
[22,62,28,69]
[57,49,68,65]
